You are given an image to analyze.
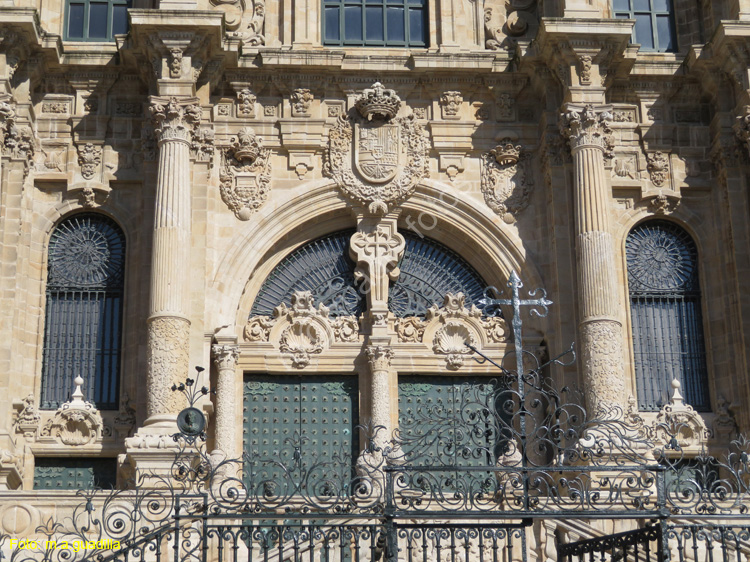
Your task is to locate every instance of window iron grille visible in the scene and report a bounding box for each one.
[41,214,125,410]
[250,230,487,318]
[626,220,709,412]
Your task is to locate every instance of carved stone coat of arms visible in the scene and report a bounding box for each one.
[480,140,533,223]
[324,82,429,215]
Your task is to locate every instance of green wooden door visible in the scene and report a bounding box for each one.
[243,375,359,496]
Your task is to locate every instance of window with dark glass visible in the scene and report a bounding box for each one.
[323,0,427,47]
[614,0,676,52]
[626,220,709,412]
[65,0,131,41]
[41,214,125,410]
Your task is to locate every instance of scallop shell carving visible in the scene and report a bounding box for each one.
[432,321,476,370]
[279,319,324,368]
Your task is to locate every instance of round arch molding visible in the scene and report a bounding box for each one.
[207,180,545,336]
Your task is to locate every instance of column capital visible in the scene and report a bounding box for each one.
[149,96,202,143]
[366,345,394,372]
[559,104,614,157]
[212,344,240,371]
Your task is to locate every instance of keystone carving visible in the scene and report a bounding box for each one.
[149,96,202,143]
[324,83,429,215]
[219,127,272,220]
[559,104,614,158]
[350,225,406,309]
[646,192,680,215]
[481,139,533,223]
[77,143,102,180]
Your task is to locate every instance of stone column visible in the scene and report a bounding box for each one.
[211,344,240,458]
[559,104,626,414]
[366,345,394,441]
[144,96,201,427]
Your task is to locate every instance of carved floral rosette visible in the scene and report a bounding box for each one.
[244,291,360,367]
[323,84,429,215]
[395,293,509,369]
[219,127,272,220]
[480,140,533,223]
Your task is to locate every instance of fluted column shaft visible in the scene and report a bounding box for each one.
[212,345,240,457]
[145,97,201,424]
[560,104,625,414]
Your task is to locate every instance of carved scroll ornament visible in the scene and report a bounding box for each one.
[395,293,509,369]
[244,291,361,367]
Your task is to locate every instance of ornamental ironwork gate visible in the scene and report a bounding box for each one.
[4,272,750,562]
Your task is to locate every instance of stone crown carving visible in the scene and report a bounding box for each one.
[355,82,401,121]
[481,139,533,223]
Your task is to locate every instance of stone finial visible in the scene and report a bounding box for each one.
[670,378,684,406]
[355,82,401,121]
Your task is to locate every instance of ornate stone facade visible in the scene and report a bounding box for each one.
[0,1,747,555]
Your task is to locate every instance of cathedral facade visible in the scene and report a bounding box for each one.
[0,0,749,555]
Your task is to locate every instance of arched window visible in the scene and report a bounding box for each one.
[626,220,709,411]
[41,214,125,410]
[250,230,488,318]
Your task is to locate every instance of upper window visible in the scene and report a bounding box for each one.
[250,230,487,318]
[322,0,427,47]
[65,0,131,41]
[41,214,125,410]
[614,0,676,52]
[626,220,709,412]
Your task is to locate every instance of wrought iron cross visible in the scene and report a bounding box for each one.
[474,270,552,390]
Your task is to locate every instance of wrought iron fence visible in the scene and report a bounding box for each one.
[2,272,750,562]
